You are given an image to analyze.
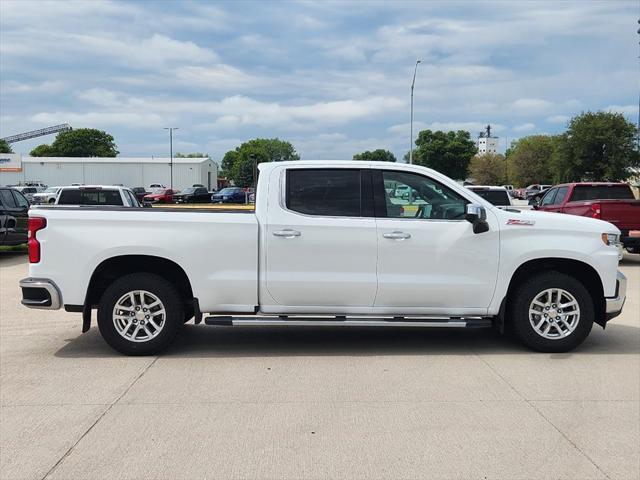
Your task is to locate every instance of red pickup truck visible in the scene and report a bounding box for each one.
[534,182,640,253]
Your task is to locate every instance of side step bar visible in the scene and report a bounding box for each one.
[204,316,492,328]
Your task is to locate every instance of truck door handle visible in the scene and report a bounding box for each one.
[383,231,411,240]
[273,229,301,238]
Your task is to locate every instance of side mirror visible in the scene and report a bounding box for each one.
[465,203,489,234]
[529,197,540,207]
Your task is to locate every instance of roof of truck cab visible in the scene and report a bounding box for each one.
[258,160,441,172]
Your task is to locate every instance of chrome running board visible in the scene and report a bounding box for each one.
[204,316,492,328]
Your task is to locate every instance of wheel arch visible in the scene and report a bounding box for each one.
[501,257,605,329]
[85,254,194,310]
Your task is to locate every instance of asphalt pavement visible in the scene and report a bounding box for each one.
[1,252,638,480]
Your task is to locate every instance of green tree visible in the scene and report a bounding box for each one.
[175,152,208,158]
[507,135,556,187]
[29,144,55,156]
[0,139,13,153]
[551,111,639,182]
[28,128,118,157]
[222,138,299,187]
[468,153,507,185]
[353,149,397,162]
[412,130,477,180]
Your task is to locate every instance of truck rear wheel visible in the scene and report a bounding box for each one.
[97,273,183,355]
[510,271,594,352]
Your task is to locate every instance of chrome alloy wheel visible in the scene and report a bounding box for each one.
[529,288,580,340]
[113,290,166,343]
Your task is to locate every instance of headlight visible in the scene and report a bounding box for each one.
[601,233,620,246]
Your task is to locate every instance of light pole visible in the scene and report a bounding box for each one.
[164,127,178,189]
[409,59,422,164]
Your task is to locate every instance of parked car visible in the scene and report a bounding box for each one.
[143,188,175,204]
[466,186,512,207]
[211,187,247,203]
[534,182,640,253]
[31,187,62,204]
[525,184,552,200]
[131,187,149,202]
[173,187,212,204]
[20,161,627,355]
[56,186,141,207]
[502,185,515,197]
[12,186,44,203]
[0,187,29,246]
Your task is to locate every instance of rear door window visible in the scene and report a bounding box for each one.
[286,169,362,217]
[0,189,18,208]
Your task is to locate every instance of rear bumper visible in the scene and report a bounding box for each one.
[604,271,626,321]
[19,278,61,310]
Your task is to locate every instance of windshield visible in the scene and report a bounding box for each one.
[219,188,238,194]
[44,187,58,193]
[182,188,197,194]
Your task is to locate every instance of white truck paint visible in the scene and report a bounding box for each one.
[20,161,627,354]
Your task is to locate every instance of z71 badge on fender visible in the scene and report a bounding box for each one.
[507,219,535,226]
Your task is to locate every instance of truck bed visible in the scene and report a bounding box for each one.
[28,206,259,312]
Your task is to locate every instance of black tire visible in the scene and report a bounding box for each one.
[97,273,184,355]
[626,247,639,255]
[48,198,55,204]
[509,271,594,353]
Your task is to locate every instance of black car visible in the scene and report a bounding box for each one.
[0,187,29,246]
[173,187,212,203]
[130,187,149,202]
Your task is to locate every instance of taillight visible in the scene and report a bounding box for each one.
[590,203,601,219]
[28,217,46,263]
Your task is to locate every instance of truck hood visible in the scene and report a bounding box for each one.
[493,207,620,235]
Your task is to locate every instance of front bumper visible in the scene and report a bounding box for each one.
[605,271,627,321]
[19,278,61,310]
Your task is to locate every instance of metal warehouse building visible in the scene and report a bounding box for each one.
[0,156,218,191]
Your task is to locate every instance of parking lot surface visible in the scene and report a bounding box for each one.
[1,252,638,480]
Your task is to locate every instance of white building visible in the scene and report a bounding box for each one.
[0,156,218,190]
[476,124,499,155]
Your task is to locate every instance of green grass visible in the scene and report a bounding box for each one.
[0,244,27,253]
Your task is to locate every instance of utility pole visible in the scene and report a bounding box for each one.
[164,127,179,189]
[409,59,421,164]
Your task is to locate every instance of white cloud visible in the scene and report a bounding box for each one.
[604,105,637,115]
[546,115,570,124]
[30,111,167,129]
[388,122,505,135]
[513,123,536,132]
[509,98,554,114]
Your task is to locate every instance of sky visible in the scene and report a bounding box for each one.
[1,0,638,162]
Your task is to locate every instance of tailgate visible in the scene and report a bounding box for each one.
[600,200,640,231]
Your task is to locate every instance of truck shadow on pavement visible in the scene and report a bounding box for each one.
[55,321,640,358]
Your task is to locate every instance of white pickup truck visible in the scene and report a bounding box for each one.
[20,161,626,355]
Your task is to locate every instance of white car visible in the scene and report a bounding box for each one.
[20,161,626,355]
[11,186,45,203]
[31,186,62,204]
[55,185,141,207]
[466,185,512,207]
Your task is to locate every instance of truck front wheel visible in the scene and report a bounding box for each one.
[510,271,594,353]
[97,273,184,355]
